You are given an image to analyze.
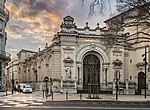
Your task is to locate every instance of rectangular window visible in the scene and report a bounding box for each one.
[130,59,132,63]
[130,76,132,80]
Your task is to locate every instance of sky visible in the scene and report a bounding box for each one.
[5,0,117,57]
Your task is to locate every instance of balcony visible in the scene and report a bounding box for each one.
[0,50,11,61]
[0,3,9,22]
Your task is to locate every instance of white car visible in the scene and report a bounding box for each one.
[23,85,32,93]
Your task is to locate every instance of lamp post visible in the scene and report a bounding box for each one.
[50,78,53,100]
[115,71,120,100]
[142,45,149,99]
[144,46,147,99]
[12,72,14,95]
[113,59,122,100]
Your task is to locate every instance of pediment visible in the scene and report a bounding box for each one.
[64,16,74,21]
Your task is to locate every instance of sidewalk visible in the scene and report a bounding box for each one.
[44,92,150,102]
[0,91,18,97]
[1,90,150,102]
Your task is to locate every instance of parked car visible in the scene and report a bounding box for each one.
[18,83,26,92]
[23,85,32,93]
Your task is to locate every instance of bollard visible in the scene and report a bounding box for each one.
[66,91,68,100]
[45,90,47,99]
[6,90,7,96]
[80,93,82,100]
[43,90,44,98]
[52,92,53,100]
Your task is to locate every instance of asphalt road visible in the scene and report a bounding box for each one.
[0,107,150,110]
[1,100,150,110]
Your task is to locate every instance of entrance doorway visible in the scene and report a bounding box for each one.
[83,54,100,93]
[138,72,145,95]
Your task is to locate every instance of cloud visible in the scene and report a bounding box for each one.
[6,25,23,39]
[5,0,117,57]
[4,0,91,57]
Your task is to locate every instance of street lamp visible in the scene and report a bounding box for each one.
[112,59,122,100]
[142,45,149,99]
[115,70,120,100]
[12,72,14,95]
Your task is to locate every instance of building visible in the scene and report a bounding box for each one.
[0,0,10,91]
[17,49,37,83]
[6,49,37,92]
[15,13,150,95]
[6,57,19,90]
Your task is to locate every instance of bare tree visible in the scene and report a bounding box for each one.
[81,0,150,49]
[81,0,112,16]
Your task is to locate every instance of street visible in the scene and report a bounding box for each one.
[1,91,150,109]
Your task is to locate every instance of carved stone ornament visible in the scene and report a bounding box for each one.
[112,59,122,66]
[90,44,95,49]
[63,56,74,63]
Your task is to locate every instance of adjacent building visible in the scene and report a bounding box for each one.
[6,57,19,90]
[6,49,37,89]
[0,0,10,91]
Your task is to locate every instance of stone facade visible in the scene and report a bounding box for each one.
[6,57,19,90]
[15,14,150,94]
[0,0,10,91]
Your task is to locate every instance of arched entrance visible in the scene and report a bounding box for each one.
[83,54,100,93]
[138,72,145,95]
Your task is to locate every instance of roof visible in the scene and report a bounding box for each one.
[104,2,149,23]
[17,49,37,56]
[104,8,134,23]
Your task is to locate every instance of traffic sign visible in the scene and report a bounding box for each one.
[44,76,49,82]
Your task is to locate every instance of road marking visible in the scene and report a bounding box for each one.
[31,102,43,105]
[4,100,13,103]
[0,103,4,106]
[15,104,29,107]
[36,100,46,102]
[8,102,20,105]
[1,106,13,107]
[28,106,150,109]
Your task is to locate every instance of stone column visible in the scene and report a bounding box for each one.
[125,79,129,95]
[103,68,105,84]
[78,66,82,89]
[60,77,63,93]
[79,67,82,84]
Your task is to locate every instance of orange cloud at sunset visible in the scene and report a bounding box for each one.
[5,2,21,19]
[23,23,41,33]
[42,10,61,23]
[17,15,40,23]
[42,20,59,34]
